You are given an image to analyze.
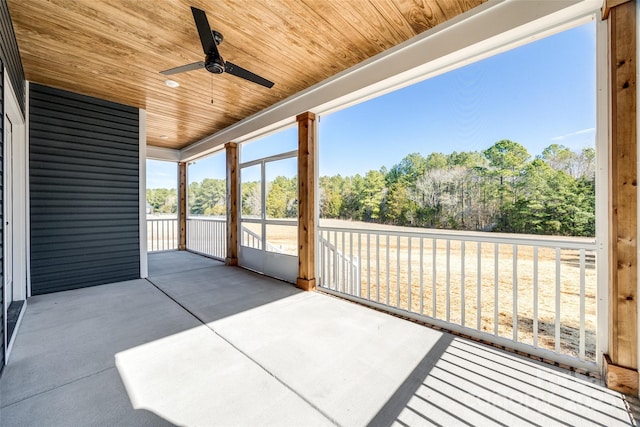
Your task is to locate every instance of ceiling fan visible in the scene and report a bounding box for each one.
[160,6,274,88]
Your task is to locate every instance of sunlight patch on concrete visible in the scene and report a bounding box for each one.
[115,324,331,426]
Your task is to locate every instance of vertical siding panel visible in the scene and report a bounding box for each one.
[0,0,25,113]
[29,83,139,295]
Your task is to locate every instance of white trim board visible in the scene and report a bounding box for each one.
[139,109,148,279]
[4,69,28,365]
[4,71,27,303]
[595,14,609,369]
[147,145,180,162]
[180,0,602,161]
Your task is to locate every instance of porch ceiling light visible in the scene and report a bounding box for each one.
[164,79,180,88]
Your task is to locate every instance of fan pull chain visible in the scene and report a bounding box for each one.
[210,75,214,104]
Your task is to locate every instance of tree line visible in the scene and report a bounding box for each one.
[147,140,595,237]
[321,140,594,236]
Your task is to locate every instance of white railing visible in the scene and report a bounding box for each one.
[318,224,598,370]
[187,217,227,260]
[241,226,262,250]
[318,234,360,296]
[147,217,178,252]
[241,226,286,254]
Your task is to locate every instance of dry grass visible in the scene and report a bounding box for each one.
[316,220,597,362]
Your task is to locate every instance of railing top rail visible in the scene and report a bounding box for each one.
[186,216,227,222]
[318,225,597,250]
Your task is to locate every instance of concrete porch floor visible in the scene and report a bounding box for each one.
[0,251,633,426]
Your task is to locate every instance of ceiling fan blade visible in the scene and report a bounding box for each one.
[191,6,218,56]
[225,62,274,88]
[160,61,205,75]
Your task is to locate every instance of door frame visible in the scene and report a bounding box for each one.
[238,149,298,283]
[3,69,27,363]
[4,113,12,310]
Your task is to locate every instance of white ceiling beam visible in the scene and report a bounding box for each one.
[147,145,181,162]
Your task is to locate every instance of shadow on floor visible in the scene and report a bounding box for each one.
[1,251,633,426]
[148,250,225,276]
[148,251,301,324]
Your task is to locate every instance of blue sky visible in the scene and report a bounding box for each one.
[319,20,596,176]
[148,20,595,188]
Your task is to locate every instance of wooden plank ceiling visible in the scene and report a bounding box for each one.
[7,0,485,150]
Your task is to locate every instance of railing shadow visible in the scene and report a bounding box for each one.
[368,333,455,426]
[368,337,628,427]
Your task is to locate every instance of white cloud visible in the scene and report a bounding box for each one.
[551,127,596,141]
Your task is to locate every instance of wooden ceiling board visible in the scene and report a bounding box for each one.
[7,0,485,150]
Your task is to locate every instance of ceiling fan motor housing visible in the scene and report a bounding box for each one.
[205,54,224,74]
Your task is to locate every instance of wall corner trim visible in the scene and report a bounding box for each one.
[139,109,148,279]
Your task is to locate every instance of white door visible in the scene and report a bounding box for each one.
[4,116,12,308]
[238,152,298,283]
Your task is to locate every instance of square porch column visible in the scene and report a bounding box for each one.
[297,112,316,291]
[226,142,239,266]
[604,0,639,395]
[178,161,187,250]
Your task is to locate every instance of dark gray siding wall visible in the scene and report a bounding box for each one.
[30,83,140,295]
[0,0,25,114]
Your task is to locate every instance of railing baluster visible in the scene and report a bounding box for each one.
[533,247,539,348]
[321,231,331,288]
[579,249,586,360]
[207,221,211,254]
[317,233,321,286]
[494,243,499,336]
[396,235,401,308]
[408,237,412,312]
[513,244,518,342]
[420,237,424,315]
[461,240,465,326]
[358,232,362,297]
[349,232,354,295]
[163,220,167,251]
[386,235,390,306]
[477,242,481,331]
[326,230,330,288]
[432,239,437,318]
[340,231,347,291]
[555,247,561,354]
[367,234,371,300]
[376,234,380,302]
[327,231,331,287]
[334,231,339,290]
[446,239,451,322]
